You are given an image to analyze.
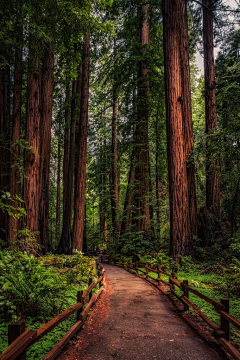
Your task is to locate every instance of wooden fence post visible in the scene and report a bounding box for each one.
[136,260,139,273]
[157,267,161,286]
[146,264,149,279]
[183,280,189,311]
[171,272,176,292]
[8,320,26,360]
[221,298,230,341]
[77,290,83,321]
[88,278,93,300]
[98,269,102,288]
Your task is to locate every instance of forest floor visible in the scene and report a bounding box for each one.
[57,264,230,360]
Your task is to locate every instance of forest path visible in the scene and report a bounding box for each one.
[58,264,224,360]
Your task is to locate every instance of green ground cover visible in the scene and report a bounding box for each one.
[0,251,97,359]
[135,251,240,347]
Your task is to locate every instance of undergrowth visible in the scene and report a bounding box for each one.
[0,250,96,359]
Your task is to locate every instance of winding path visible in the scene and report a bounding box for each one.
[58,264,225,360]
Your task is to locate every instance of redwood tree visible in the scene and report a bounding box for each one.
[39,43,54,252]
[110,39,120,236]
[133,2,151,239]
[72,34,90,252]
[59,77,78,254]
[163,0,196,256]
[0,60,10,243]
[9,11,22,242]
[203,0,220,219]
[24,41,41,238]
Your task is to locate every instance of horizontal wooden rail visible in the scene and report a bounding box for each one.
[42,320,83,360]
[0,262,106,360]
[30,301,84,346]
[181,283,224,310]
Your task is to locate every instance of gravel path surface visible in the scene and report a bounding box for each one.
[58,264,224,360]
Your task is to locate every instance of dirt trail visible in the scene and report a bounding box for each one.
[58,264,225,360]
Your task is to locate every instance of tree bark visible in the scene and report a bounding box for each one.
[56,127,61,243]
[111,39,120,237]
[63,79,70,211]
[133,2,151,239]
[155,108,161,239]
[24,44,41,239]
[163,0,193,256]
[121,148,135,235]
[39,43,54,253]
[72,34,90,252]
[0,62,11,243]
[59,78,77,254]
[9,18,22,242]
[203,0,220,219]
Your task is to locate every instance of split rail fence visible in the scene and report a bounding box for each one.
[0,262,105,360]
[104,256,240,360]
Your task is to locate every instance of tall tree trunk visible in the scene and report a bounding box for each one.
[134,2,151,238]
[59,78,77,254]
[111,39,120,237]
[121,149,135,235]
[63,79,70,211]
[180,5,198,238]
[163,0,193,256]
[0,61,11,243]
[9,17,22,242]
[56,127,61,243]
[155,108,161,239]
[72,34,90,252]
[203,0,220,219]
[24,44,41,239]
[39,43,54,253]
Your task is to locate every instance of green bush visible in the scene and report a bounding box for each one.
[0,251,96,321]
[0,251,68,320]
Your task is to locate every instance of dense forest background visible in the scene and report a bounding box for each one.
[0,0,240,259]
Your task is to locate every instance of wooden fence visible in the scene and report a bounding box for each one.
[106,256,240,360]
[0,262,105,360]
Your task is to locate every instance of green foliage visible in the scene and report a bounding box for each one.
[0,251,96,358]
[0,251,66,320]
[0,191,26,220]
[9,229,41,255]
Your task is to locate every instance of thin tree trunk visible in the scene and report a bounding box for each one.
[0,62,10,243]
[231,175,240,237]
[111,39,120,236]
[39,43,54,253]
[134,2,151,238]
[155,108,161,239]
[63,79,70,211]
[163,0,193,257]
[56,127,61,243]
[121,124,136,235]
[72,34,90,252]
[203,0,220,219]
[59,78,77,254]
[9,13,22,243]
